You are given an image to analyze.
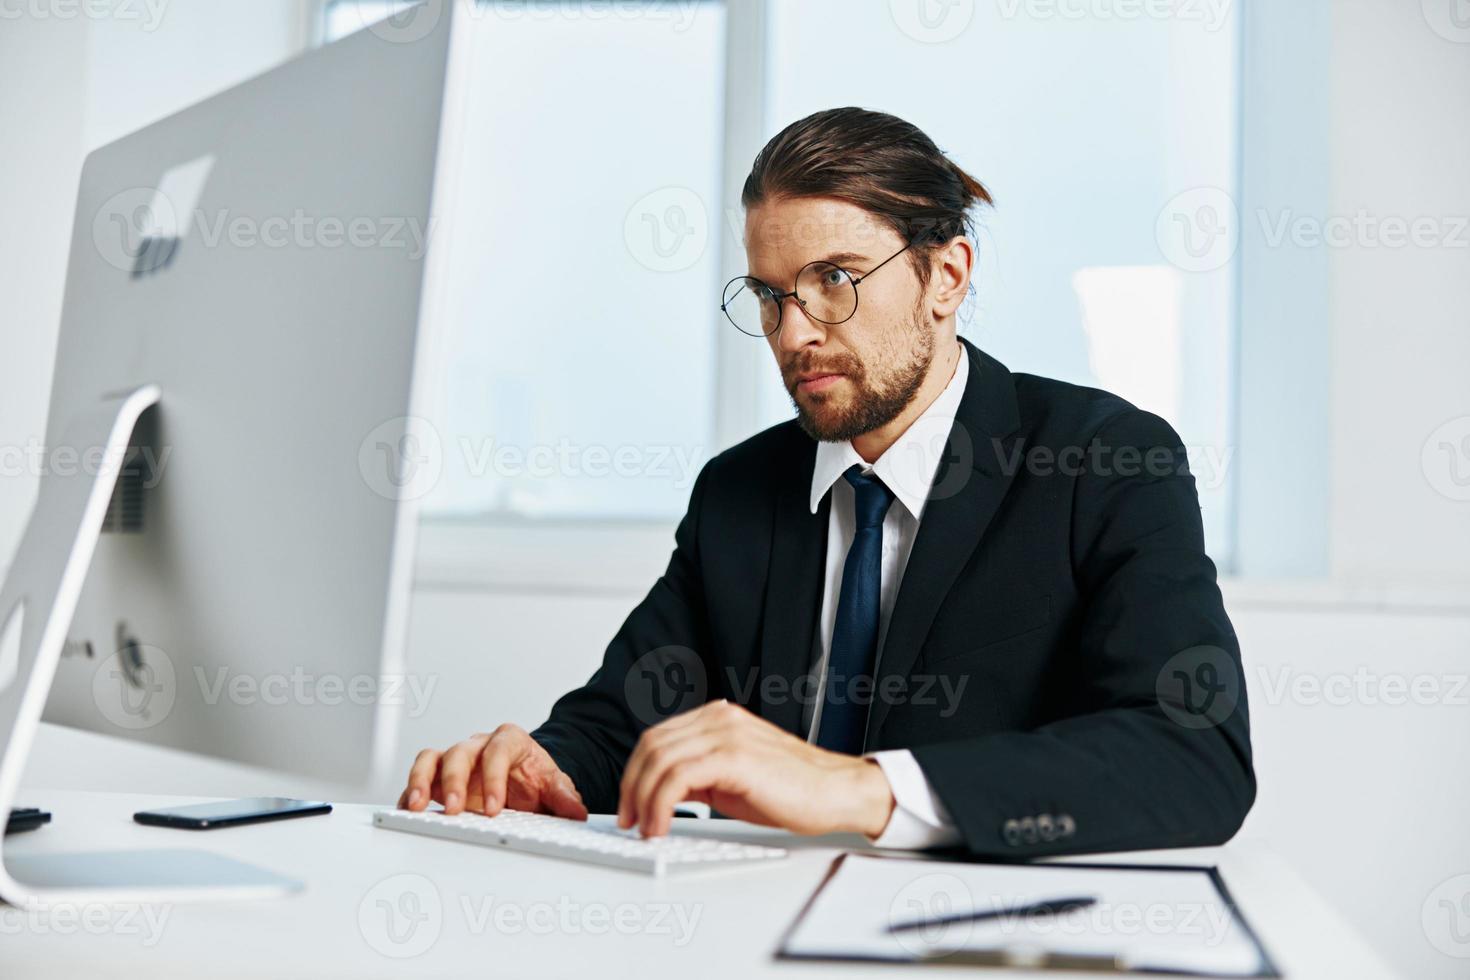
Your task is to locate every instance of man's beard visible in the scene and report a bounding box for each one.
[784,311,935,443]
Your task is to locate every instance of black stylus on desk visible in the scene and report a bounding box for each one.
[886,895,1097,933]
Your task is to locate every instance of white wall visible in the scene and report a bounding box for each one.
[0,16,88,564]
[1326,0,1470,587]
[1231,597,1470,979]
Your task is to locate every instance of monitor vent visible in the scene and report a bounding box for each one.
[101,448,150,534]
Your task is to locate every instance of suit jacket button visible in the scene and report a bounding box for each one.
[1057,814,1076,837]
[1037,813,1056,841]
[1019,816,1038,844]
[1001,819,1021,846]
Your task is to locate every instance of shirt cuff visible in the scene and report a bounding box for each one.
[864,749,963,850]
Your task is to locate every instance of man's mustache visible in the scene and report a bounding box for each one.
[783,352,865,391]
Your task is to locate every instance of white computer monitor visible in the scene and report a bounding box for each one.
[0,1,474,903]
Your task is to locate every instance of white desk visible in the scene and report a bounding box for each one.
[3,790,1395,979]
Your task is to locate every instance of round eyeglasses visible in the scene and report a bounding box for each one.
[720,241,915,338]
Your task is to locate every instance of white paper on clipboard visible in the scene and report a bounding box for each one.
[779,853,1276,977]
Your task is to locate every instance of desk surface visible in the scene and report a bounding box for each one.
[3,790,1395,980]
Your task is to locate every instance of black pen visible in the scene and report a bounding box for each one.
[886,896,1098,933]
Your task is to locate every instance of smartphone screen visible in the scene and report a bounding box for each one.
[134,797,332,829]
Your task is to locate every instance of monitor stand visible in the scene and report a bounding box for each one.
[0,385,300,905]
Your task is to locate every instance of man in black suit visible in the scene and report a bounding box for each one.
[399,107,1254,857]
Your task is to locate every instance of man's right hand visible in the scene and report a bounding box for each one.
[397,723,589,820]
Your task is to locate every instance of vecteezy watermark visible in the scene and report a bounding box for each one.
[1156,187,1240,273]
[1255,209,1470,252]
[1156,645,1241,730]
[1424,874,1470,958]
[189,209,433,258]
[625,646,709,727]
[359,873,443,959]
[1422,416,1470,502]
[622,655,971,728]
[90,642,436,726]
[1254,666,1470,708]
[92,642,177,731]
[889,0,976,43]
[358,416,443,503]
[889,872,978,955]
[457,895,702,945]
[0,899,171,945]
[877,414,976,504]
[339,0,708,44]
[0,439,171,486]
[1158,187,1470,273]
[480,0,706,32]
[456,438,705,489]
[988,437,1235,493]
[358,0,444,43]
[0,0,168,31]
[356,415,707,503]
[1421,0,1470,43]
[193,667,439,718]
[93,186,434,274]
[994,0,1232,30]
[625,187,709,273]
[725,668,971,719]
[357,873,702,958]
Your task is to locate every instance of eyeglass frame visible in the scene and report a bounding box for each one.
[719,239,917,338]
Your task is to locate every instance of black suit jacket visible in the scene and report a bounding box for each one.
[533,338,1255,858]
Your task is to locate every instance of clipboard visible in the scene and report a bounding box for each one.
[776,853,1281,977]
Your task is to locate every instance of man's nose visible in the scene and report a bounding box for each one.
[776,293,824,353]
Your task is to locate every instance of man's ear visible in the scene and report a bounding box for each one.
[928,236,974,320]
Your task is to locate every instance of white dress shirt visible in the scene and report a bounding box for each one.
[802,343,968,849]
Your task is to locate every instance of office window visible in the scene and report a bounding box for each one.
[322,0,1239,565]
[323,1,726,522]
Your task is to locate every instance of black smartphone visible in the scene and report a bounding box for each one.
[134,797,332,830]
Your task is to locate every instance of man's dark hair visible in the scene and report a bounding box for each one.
[740,107,992,287]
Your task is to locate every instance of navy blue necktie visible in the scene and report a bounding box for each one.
[815,465,896,754]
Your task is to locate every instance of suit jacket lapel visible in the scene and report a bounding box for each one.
[756,441,829,737]
[865,339,1023,743]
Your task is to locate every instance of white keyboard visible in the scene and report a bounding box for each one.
[373,808,788,875]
